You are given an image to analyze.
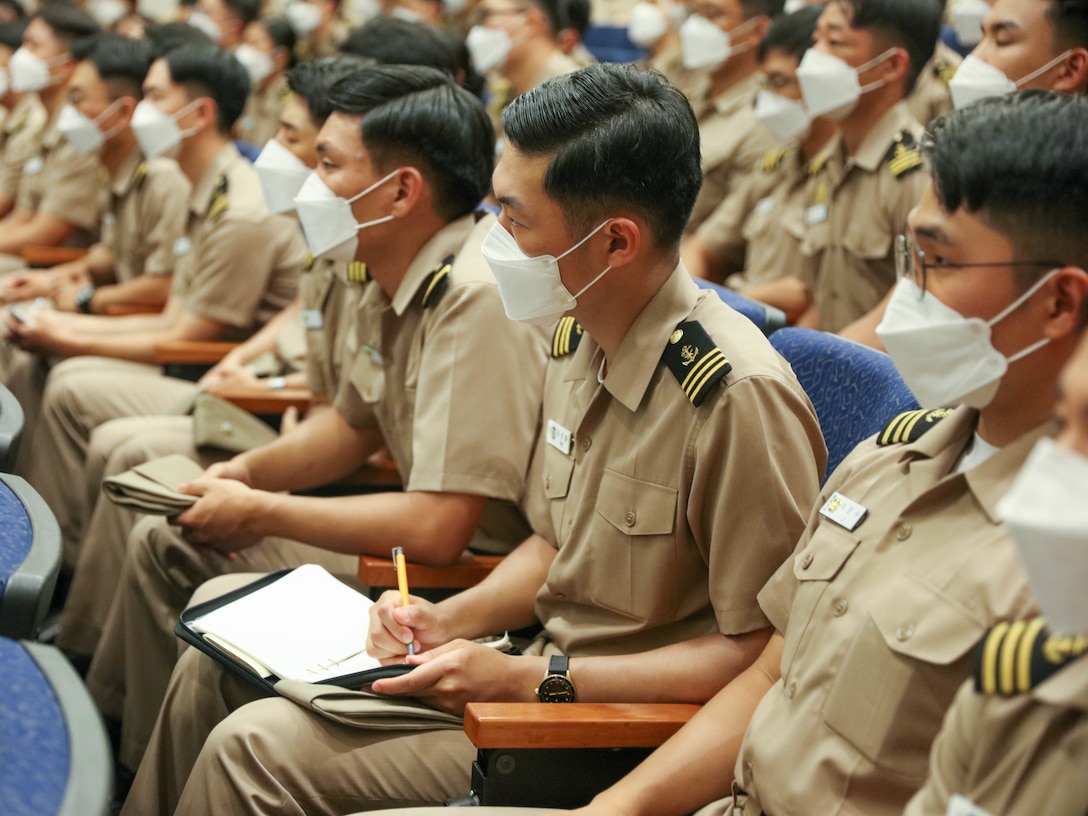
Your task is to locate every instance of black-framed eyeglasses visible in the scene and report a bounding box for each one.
[894,234,1062,300]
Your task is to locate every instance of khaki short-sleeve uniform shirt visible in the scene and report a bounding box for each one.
[298,258,368,399]
[804,102,930,332]
[904,647,1088,816]
[906,42,960,129]
[734,407,1051,816]
[332,214,545,554]
[0,95,47,198]
[529,266,826,658]
[170,143,304,338]
[688,73,778,233]
[237,75,288,147]
[16,108,104,244]
[102,152,190,283]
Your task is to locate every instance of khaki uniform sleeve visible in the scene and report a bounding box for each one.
[901,678,977,816]
[695,166,766,272]
[24,142,103,229]
[140,163,191,275]
[405,280,546,502]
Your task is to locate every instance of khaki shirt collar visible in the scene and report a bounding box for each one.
[848,100,916,173]
[592,263,700,413]
[390,214,476,316]
[41,102,63,150]
[190,142,240,218]
[709,71,762,119]
[109,148,145,197]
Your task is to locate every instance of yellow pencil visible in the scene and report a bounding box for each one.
[392,546,415,655]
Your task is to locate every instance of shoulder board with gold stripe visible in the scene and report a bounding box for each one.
[935,58,957,85]
[347,260,369,283]
[761,145,790,174]
[808,151,831,177]
[551,316,582,358]
[133,161,149,191]
[419,254,453,308]
[876,407,953,446]
[974,618,1088,696]
[886,131,924,179]
[663,321,731,407]
[207,175,229,223]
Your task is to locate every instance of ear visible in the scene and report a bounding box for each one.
[603,217,642,270]
[114,95,138,124]
[1053,48,1088,94]
[192,95,219,133]
[880,46,911,87]
[748,14,771,45]
[1045,267,1088,341]
[389,166,425,217]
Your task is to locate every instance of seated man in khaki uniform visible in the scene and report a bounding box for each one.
[681,0,783,233]
[0,4,102,260]
[188,0,257,49]
[121,62,827,816]
[906,305,1088,816]
[440,88,1085,816]
[7,44,305,564]
[234,16,295,147]
[96,63,548,788]
[0,18,42,220]
[0,34,190,474]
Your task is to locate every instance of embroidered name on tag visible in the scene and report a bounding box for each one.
[546,419,572,455]
[302,309,323,330]
[818,491,868,531]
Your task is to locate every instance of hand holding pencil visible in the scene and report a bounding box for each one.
[392,546,415,656]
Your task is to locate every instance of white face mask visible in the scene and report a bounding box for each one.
[390,5,424,21]
[876,271,1057,409]
[949,0,989,47]
[445,0,469,15]
[627,2,669,48]
[254,138,312,214]
[949,51,1074,110]
[235,43,275,85]
[9,47,56,93]
[131,98,200,159]
[679,14,756,72]
[783,0,807,11]
[286,1,323,35]
[0,67,8,99]
[482,219,612,326]
[998,437,1088,634]
[91,0,129,27]
[466,25,513,74]
[187,10,223,42]
[293,169,399,261]
[796,47,893,121]
[57,100,121,155]
[754,89,810,142]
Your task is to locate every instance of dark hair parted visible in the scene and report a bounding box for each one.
[835,0,941,92]
[1049,0,1088,51]
[36,2,100,47]
[758,3,822,62]
[339,16,458,76]
[144,20,215,55]
[0,19,27,52]
[286,56,366,127]
[502,62,702,251]
[163,43,249,132]
[923,90,1088,278]
[740,0,786,18]
[223,0,260,27]
[71,32,153,98]
[262,16,298,68]
[326,64,494,221]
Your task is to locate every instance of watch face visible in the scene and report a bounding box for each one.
[537,674,576,703]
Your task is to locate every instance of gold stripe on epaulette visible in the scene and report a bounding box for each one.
[133,161,149,190]
[1017,618,1047,693]
[761,146,789,173]
[347,261,368,282]
[420,260,451,308]
[999,619,1028,695]
[879,409,923,445]
[980,621,1008,695]
[682,348,730,403]
[552,316,581,358]
[889,150,924,178]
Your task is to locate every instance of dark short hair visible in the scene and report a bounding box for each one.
[0,18,27,51]
[339,17,458,75]
[71,31,153,98]
[529,0,565,35]
[740,0,786,18]
[836,0,942,92]
[327,64,494,221]
[285,56,366,127]
[261,16,298,68]
[436,25,485,99]
[758,2,822,62]
[36,3,100,48]
[1049,0,1088,52]
[923,90,1088,281]
[503,63,702,251]
[163,43,249,132]
[560,0,590,34]
[144,20,215,55]
[223,0,260,27]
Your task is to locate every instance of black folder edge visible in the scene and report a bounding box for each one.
[175,568,415,697]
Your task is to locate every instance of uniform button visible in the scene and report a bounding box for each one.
[832,599,849,617]
[218,421,233,435]
[581,436,592,451]
[896,624,914,641]
[624,511,637,527]
[743,761,754,784]
[787,680,797,699]
[545,476,551,491]
[801,553,814,570]
[895,523,913,542]
[555,592,567,600]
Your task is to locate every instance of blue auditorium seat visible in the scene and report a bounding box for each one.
[582,24,647,63]
[234,140,262,163]
[0,638,111,816]
[769,327,919,481]
[0,475,61,639]
[0,381,24,470]
[695,278,787,336]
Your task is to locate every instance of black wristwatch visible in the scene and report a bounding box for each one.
[75,284,96,314]
[535,655,576,703]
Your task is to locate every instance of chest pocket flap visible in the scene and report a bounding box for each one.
[793,523,860,583]
[597,469,677,536]
[870,575,987,664]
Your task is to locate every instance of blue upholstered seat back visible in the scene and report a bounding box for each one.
[0,480,33,600]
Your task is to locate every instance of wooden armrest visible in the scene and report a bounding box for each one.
[152,341,240,364]
[358,553,504,589]
[210,384,312,414]
[464,703,700,749]
[102,302,162,316]
[20,245,89,267]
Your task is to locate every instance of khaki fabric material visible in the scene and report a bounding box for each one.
[906,42,959,129]
[102,453,204,514]
[733,407,1051,816]
[0,94,47,197]
[237,74,288,147]
[190,393,277,453]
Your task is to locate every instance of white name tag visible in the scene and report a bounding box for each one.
[102,213,116,229]
[804,202,828,225]
[302,309,323,330]
[546,419,572,455]
[819,491,868,531]
[173,236,192,257]
[363,343,382,365]
[753,195,775,217]
[23,156,43,176]
[947,795,994,816]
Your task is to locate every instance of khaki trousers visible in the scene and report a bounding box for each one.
[87,514,360,771]
[26,356,197,567]
[0,341,48,475]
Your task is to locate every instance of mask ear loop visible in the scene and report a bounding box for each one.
[95,98,125,141]
[1014,49,1075,87]
[857,47,898,94]
[557,220,614,298]
[988,268,1061,363]
[173,97,206,139]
